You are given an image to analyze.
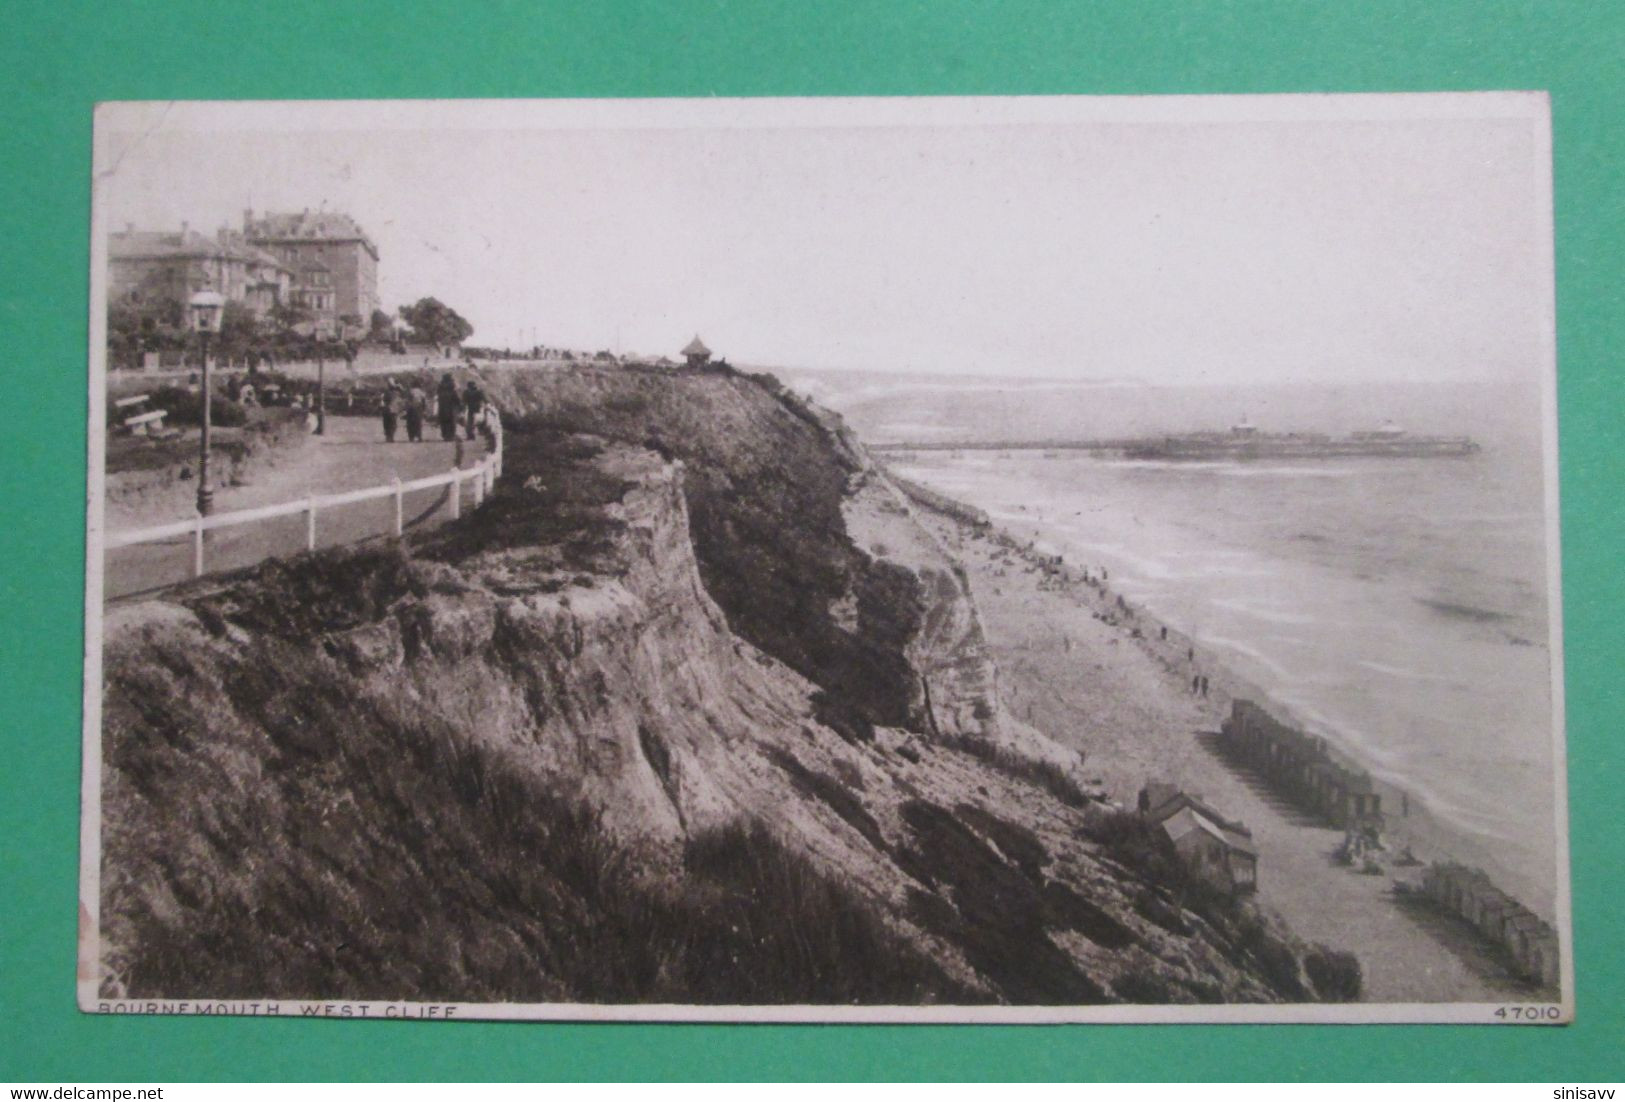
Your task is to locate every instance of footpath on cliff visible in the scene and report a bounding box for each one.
[103,413,487,601]
[909,504,1541,1005]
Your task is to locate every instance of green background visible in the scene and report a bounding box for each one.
[3,0,1621,1082]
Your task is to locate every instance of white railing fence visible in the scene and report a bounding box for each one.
[107,411,504,579]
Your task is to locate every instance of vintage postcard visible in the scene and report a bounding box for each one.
[81,94,1569,1023]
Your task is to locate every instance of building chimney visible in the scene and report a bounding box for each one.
[180,220,189,237]
[243,207,253,234]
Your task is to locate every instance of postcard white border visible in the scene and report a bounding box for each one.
[79,91,1571,1024]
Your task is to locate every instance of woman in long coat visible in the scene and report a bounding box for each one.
[435,374,461,441]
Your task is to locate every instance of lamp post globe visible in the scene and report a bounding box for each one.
[187,290,226,516]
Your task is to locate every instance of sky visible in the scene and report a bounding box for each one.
[94,96,1553,385]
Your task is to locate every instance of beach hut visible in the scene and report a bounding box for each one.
[1141,782,1258,894]
[1475,891,1519,941]
[1158,807,1258,894]
[1516,920,1562,987]
[1490,901,1555,986]
[1422,864,1561,987]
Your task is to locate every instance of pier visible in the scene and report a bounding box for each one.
[871,429,1481,460]
[871,438,1127,454]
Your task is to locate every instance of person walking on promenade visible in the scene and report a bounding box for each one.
[1200,675,1209,698]
[462,379,485,441]
[436,373,461,442]
[382,381,403,443]
[405,383,426,443]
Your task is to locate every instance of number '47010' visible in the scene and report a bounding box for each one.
[1494,1005,1561,1021]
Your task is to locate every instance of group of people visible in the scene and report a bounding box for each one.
[224,375,261,407]
[382,374,486,444]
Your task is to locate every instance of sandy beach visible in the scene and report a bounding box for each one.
[916,504,1548,1004]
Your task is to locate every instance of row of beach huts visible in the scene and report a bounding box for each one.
[1221,700,1385,833]
[1419,863,1561,988]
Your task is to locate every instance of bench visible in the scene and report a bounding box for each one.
[123,409,169,436]
[117,393,179,440]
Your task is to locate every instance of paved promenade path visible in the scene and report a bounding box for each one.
[104,414,489,602]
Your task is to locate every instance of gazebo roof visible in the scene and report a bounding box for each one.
[681,335,711,356]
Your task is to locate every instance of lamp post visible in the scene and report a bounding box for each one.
[315,337,327,435]
[188,290,225,516]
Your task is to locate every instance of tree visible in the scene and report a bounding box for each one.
[268,301,311,334]
[217,300,261,360]
[106,295,186,369]
[398,297,474,348]
[369,308,394,339]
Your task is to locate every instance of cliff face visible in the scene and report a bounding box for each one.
[476,364,936,735]
[99,367,1333,1006]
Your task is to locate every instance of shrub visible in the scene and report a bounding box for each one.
[941,735,1092,809]
[148,386,249,428]
[1305,944,1363,1002]
[1236,916,1308,1001]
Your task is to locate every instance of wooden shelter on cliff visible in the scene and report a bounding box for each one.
[681,335,712,367]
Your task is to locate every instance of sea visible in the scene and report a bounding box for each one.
[777,367,1562,918]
